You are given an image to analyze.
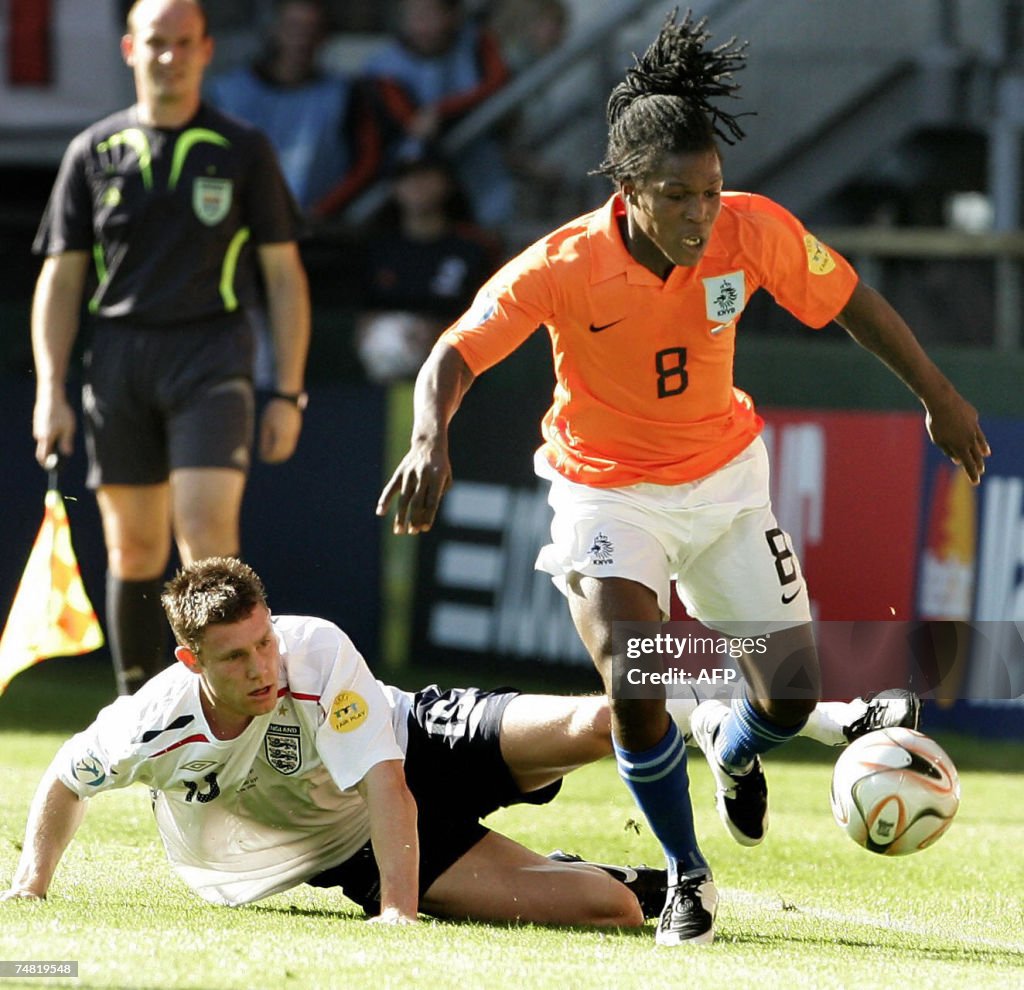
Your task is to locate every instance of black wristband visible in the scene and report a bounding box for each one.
[266,389,308,411]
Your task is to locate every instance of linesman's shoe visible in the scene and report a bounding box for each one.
[690,700,768,846]
[656,874,718,946]
[843,689,922,743]
[546,850,667,920]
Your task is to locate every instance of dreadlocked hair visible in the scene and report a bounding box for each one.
[595,8,750,185]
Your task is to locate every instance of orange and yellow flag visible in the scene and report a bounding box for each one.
[0,488,104,696]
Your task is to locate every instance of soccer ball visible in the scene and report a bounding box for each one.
[830,727,960,855]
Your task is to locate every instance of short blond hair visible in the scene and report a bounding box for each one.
[126,0,208,36]
[162,557,268,654]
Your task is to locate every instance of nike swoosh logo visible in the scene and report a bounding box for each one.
[594,864,638,883]
[781,586,802,605]
[589,318,625,333]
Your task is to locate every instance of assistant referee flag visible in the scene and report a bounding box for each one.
[0,486,104,696]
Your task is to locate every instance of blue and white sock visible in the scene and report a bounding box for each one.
[715,693,806,773]
[613,719,708,883]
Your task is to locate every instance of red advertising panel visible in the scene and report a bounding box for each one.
[760,409,924,621]
[7,0,52,85]
[669,410,924,623]
[671,410,926,699]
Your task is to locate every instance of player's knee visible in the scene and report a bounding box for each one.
[107,543,171,580]
[759,695,817,727]
[175,518,239,560]
[573,696,612,752]
[593,699,612,748]
[584,881,644,929]
[617,889,645,928]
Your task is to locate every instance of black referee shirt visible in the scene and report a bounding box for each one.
[34,103,303,326]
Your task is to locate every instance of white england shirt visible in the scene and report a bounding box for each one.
[56,615,411,906]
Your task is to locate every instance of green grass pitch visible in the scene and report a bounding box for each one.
[1,660,1022,989]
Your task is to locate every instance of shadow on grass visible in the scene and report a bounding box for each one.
[0,654,117,733]
[766,729,1024,773]
[717,925,1024,966]
[250,902,363,922]
[251,900,653,938]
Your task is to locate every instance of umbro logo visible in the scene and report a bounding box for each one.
[589,318,625,333]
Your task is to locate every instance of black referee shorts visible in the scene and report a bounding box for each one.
[82,316,255,487]
[307,685,562,915]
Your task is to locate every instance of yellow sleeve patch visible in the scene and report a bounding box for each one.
[328,690,369,733]
[804,234,836,275]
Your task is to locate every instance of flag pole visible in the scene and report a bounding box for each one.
[45,451,60,493]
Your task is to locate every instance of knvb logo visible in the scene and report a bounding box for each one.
[703,271,746,322]
[589,532,615,565]
[713,282,738,316]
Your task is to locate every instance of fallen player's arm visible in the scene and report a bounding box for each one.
[1,763,86,900]
[356,759,419,923]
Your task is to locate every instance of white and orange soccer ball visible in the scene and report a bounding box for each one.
[830,727,960,856]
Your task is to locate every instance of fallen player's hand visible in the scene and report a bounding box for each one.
[0,888,45,901]
[367,906,417,925]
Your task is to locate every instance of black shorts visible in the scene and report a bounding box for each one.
[307,686,562,915]
[82,316,255,487]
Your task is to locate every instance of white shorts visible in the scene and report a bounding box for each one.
[534,438,812,634]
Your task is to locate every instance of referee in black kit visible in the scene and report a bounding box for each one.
[30,0,311,694]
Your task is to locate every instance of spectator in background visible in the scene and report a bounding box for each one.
[356,151,499,384]
[207,0,383,386]
[487,0,568,73]
[486,0,577,220]
[207,0,384,221]
[364,0,515,227]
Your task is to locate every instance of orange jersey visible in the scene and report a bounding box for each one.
[441,192,858,487]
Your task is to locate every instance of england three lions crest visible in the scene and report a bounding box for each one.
[265,723,301,775]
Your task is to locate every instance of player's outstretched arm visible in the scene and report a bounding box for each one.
[835,280,991,484]
[376,342,476,534]
[1,765,86,901]
[356,760,419,924]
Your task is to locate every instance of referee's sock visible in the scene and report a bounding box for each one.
[613,719,708,884]
[714,693,806,773]
[106,574,168,695]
